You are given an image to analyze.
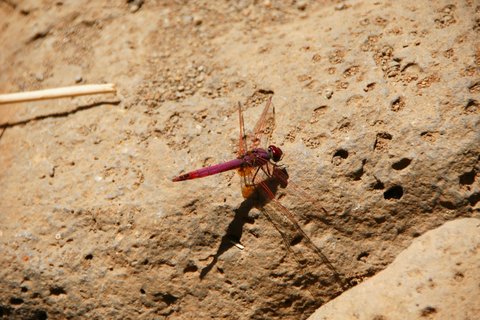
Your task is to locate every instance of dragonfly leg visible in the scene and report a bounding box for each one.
[259,164,273,178]
[251,166,262,186]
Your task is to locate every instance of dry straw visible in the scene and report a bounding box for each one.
[0,84,116,104]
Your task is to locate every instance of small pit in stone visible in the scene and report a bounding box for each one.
[468,193,480,206]
[373,180,385,190]
[290,234,303,246]
[459,170,476,185]
[374,132,392,151]
[464,99,478,113]
[183,263,198,273]
[392,158,412,170]
[10,297,24,305]
[420,306,437,317]
[154,292,178,306]
[357,251,369,261]
[332,149,349,165]
[384,186,403,200]
[391,96,405,112]
[49,286,66,296]
[334,149,349,159]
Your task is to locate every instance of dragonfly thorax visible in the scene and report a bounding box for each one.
[268,145,283,162]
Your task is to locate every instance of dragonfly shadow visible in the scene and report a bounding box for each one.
[199,167,288,280]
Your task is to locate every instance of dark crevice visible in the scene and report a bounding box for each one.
[459,170,476,185]
[9,297,24,305]
[183,263,198,273]
[351,166,364,180]
[440,201,457,210]
[373,180,385,190]
[333,149,349,159]
[0,100,120,129]
[374,132,392,150]
[28,29,50,42]
[49,286,66,296]
[258,89,274,95]
[392,158,412,170]
[391,96,405,111]
[373,215,386,223]
[420,306,437,317]
[468,193,480,206]
[0,305,12,316]
[357,251,369,261]
[384,186,403,200]
[290,234,303,246]
[464,99,478,113]
[153,292,178,305]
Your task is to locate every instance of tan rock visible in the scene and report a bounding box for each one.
[0,0,479,319]
[308,218,480,320]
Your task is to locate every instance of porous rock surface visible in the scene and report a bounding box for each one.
[308,218,480,320]
[0,0,479,319]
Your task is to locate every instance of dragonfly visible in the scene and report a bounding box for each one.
[172,97,285,195]
[172,96,347,291]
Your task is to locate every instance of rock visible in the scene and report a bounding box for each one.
[308,218,480,320]
[1,1,479,319]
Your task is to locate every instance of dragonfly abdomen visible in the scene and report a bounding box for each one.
[172,158,245,181]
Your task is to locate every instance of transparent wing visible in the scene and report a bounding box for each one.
[250,96,275,149]
[238,102,248,157]
[237,101,257,198]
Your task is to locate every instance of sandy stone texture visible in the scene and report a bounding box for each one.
[0,0,479,319]
[308,218,480,320]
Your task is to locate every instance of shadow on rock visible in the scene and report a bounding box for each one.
[199,167,289,279]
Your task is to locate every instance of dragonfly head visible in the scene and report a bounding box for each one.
[268,145,283,162]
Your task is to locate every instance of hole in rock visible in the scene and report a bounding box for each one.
[392,158,412,170]
[32,310,48,320]
[49,286,66,296]
[440,201,456,210]
[290,234,303,246]
[459,170,476,185]
[468,193,480,206]
[384,186,403,200]
[183,263,198,273]
[357,251,369,261]
[154,292,178,305]
[9,297,23,305]
[333,149,349,159]
[420,306,437,317]
[373,180,385,190]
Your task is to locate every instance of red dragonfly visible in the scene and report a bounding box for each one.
[172,96,347,290]
[172,97,284,196]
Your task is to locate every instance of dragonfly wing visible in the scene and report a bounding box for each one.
[238,102,248,157]
[237,101,257,197]
[250,96,275,149]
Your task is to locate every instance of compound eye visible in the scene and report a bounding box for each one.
[268,145,283,162]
